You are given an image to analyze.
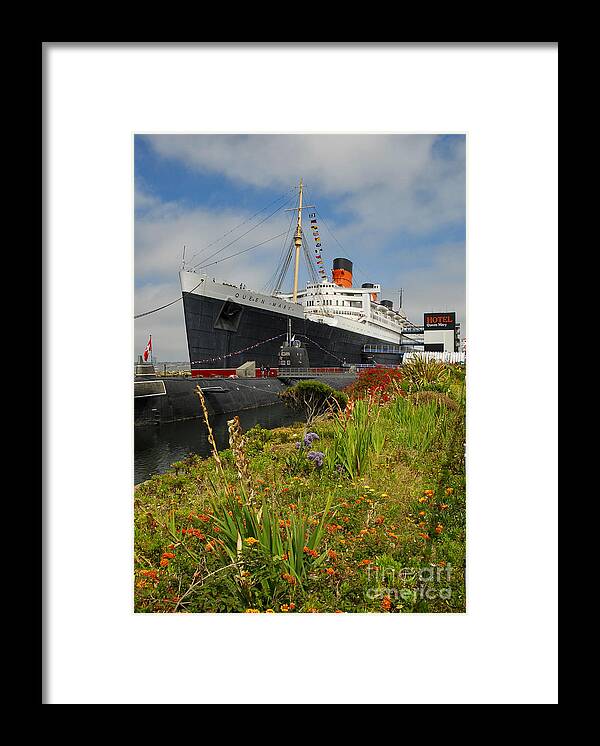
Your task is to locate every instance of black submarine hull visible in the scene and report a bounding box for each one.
[134,374,357,427]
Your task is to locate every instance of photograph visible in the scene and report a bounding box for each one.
[134,134,466,613]
[45,42,557,704]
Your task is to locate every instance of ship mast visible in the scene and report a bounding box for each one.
[292,178,303,303]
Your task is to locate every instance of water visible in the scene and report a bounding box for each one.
[134,403,299,484]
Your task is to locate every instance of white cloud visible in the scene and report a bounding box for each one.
[145,134,465,243]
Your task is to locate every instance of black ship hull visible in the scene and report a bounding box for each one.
[182,291,402,371]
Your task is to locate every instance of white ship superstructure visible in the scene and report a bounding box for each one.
[276,281,408,344]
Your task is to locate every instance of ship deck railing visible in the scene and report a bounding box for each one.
[276,367,350,377]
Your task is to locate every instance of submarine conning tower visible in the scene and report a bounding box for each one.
[332,258,353,288]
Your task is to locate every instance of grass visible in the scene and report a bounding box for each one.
[134,366,466,613]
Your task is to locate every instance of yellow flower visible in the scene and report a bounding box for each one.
[244,537,259,545]
[445,487,454,495]
[265,609,275,613]
[245,609,260,613]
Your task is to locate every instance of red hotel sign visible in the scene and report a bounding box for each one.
[424,312,456,330]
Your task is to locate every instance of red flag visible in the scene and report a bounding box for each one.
[143,335,152,362]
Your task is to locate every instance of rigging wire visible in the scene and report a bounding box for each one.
[186,187,295,265]
[191,194,295,270]
[134,231,287,319]
[301,232,320,285]
[301,185,368,284]
[261,206,297,294]
[196,231,289,270]
[271,241,295,296]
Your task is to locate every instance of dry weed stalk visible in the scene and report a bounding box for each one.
[195,385,223,468]
[227,416,256,504]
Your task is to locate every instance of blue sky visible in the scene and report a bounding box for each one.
[135,134,465,361]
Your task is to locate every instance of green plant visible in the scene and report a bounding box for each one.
[402,356,451,392]
[327,398,386,478]
[388,396,454,456]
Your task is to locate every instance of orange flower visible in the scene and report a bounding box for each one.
[418,511,426,517]
[161,552,175,559]
[327,550,337,561]
[419,533,430,540]
[374,516,384,525]
[445,487,454,495]
[282,573,296,585]
[140,569,158,579]
[289,503,297,511]
[325,567,335,575]
[198,514,211,523]
[205,541,214,552]
[424,489,434,497]
[244,537,259,545]
[439,503,449,510]
[303,546,318,558]
[418,521,426,528]
[435,524,443,535]
[381,595,392,611]
[289,602,296,610]
[159,558,169,567]
[358,558,371,566]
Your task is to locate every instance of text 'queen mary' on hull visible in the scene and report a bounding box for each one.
[179,179,413,375]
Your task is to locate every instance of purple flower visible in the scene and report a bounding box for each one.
[307,450,325,468]
[303,432,320,447]
[295,441,302,450]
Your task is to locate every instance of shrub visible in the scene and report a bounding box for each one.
[408,390,459,411]
[344,367,404,400]
[401,356,451,392]
[280,380,347,424]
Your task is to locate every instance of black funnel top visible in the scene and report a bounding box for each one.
[333,257,353,273]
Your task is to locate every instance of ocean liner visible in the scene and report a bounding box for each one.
[180,180,413,377]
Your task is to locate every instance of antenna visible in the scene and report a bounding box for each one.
[182,245,187,270]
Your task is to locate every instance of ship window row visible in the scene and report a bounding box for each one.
[363,344,402,353]
[306,299,363,308]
